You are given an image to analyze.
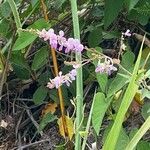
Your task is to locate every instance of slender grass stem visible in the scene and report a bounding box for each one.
[103,35,145,150]
[7,0,22,32]
[70,0,83,149]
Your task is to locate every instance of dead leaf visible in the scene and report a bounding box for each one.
[42,102,58,115]
[134,91,144,105]
[58,115,74,140]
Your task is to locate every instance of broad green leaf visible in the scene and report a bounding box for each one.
[141,88,150,99]
[39,112,57,131]
[129,128,138,139]
[96,73,108,92]
[102,31,120,39]
[0,1,11,18]
[141,102,150,120]
[125,0,140,11]
[104,0,125,28]
[48,89,59,103]
[92,92,107,135]
[13,32,37,51]
[13,19,50,51]
[0,19,9,36]
[33,85,48,104]
[11,53,31,79]
[121,50,135,73]
[88,27,102,47]
[38,71,52,85]
[31,46,48,71]
[107,74,127,97]
[29,18,50,30]
[137,141,150,150]
[103,124,130,150]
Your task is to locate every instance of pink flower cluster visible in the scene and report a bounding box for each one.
[95,60,117,75]
[122,29,131,37]
[38,29,84,53]
[47,69,77,89]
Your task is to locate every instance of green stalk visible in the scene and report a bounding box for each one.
[82,90,96,150]
[103,36,145,150]
[125,116,150,150]
[70,0,83,150]
[7,0,22,32]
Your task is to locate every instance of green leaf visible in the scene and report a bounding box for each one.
[29,18,50,30]
[48,89,59,103]
[137,141,150,150]
[103,31,121,39]
[107,74,127,97]
[31,46,48,71]
[38,71,52,85]
[96,73,108,92]
[141,88,150,99]
[121,50,135,73]
[39,112,57,131]
[88,27,102,47]
[11,53,31,79]
[0,19,9,36]
[104,0,125,28]
[13,19,50,51]
[92,92,107,135]
[129,128,138,139]
[141,102,150,120]
[13,32,37,51]
[33,86,48,104]
[0,1,11,18]
[103,124,130,150]
[125,0,140,11]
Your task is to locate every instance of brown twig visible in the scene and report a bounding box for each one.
[13,139,51,150]
[40,0,68,138]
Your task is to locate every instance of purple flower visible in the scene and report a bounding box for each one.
[95,63,105,73]
[122,29,131,37]
[48,29,58,49]
[47,69,77,89]
[68,69,77,80]
[95,61,117,75]
[38,28,84,53]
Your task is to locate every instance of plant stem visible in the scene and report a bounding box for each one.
[70,0,83,150]
[7,0,22,32]
[103,36,145,150]
[125,116,150,150]
[40,0,68,137]
[82,90,96,150]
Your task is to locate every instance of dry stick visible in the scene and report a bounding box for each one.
[16,139,51,150]
[0,34,15,100]
[40,0,68,138]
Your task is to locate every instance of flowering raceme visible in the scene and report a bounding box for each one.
[37,29,84,53]
[95,60,117,75]
[47,69,77,89]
